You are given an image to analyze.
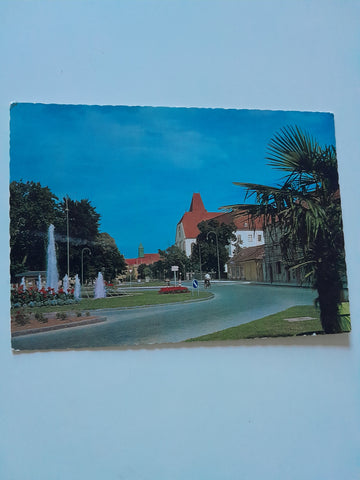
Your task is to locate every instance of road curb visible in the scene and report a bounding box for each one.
[12,317,107,337]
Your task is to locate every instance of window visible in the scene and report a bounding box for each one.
[276,261,281,274]
[257,234,262,242]
[248,234,253,242]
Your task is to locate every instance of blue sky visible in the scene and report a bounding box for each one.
[10,104,336,258]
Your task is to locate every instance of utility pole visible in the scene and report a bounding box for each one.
[198,243,202,280]
[65,196,70,277]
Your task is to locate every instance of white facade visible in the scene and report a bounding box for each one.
[175,193,265,259]
[228,229,264,256]
[175,223,196,257]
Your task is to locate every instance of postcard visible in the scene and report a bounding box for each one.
[9,104,350,350]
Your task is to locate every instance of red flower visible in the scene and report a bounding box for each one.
[158,286,189,294]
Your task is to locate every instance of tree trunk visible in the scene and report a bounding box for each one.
[316,264,343,334]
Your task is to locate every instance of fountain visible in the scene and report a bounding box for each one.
[94,272,106,299]
[20,277,26,290]
[37,274,42,290]
[46,224,59,292]
[63,274,69,293]
[74,274,81,300]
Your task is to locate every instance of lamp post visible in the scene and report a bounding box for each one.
[198,243,202,280]
[65,196,70,277]
[207,230,221,281]
[81,247,91,285]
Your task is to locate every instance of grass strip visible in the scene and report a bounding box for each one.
[186,303,350,342]
[13,291,213,315]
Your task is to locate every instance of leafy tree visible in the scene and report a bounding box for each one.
[87,232,126,282]
[55,197,101,277]
[190,219,236,278]
[137,264,152,280]
[158,245,191,280]
[10,180,59,280]
[150,259,166,280]
[225,126,347,333]
[10,182,126,284]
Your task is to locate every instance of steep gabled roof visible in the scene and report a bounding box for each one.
[178,193,222,238]
[189,192,206,213]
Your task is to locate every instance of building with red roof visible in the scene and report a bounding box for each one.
[175,193,222,256]
[175,193,264,257]
[214,210,265,256]
[227,244,265,281]
[125,243,161,277]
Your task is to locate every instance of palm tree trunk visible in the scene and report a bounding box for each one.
[316,262,343,334]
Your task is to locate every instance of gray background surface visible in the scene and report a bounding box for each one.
[1,1,359,479]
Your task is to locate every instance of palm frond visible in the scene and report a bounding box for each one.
[266,125,320,177]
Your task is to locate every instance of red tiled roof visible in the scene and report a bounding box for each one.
[179,211,222,238]
[215,211,264,230]
[178,193,222,238]
[126,253,161,266]
[189,192,206,213]
[230,244,265,263]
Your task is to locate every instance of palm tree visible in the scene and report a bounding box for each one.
[224,126,347,334]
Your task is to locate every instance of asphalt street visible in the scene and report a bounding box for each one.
[12,282,316,351]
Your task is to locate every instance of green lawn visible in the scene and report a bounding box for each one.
[13,290,213,315]
[186,303,351,342]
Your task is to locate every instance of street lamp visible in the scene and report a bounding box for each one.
[81,247,91,285]
[65,196,70,277]
[198,243,202,280]
[206,230,221,281]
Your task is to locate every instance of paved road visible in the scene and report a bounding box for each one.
[12,282,316,351]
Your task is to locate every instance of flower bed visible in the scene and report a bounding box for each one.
[158,286,189,294]
[11,285,78,308]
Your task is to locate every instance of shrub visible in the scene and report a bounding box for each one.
[14,309,30,326]
[35,312,48,323]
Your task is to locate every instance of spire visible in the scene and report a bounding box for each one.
[189,193,207,213]
[138,243,144,258]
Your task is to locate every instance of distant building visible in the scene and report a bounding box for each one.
[211,211,264,256]
[227,245,265,282]
[125,243,160,277]
[175,193,222,256]
[262,226,303,285]
[175,192,264,258]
